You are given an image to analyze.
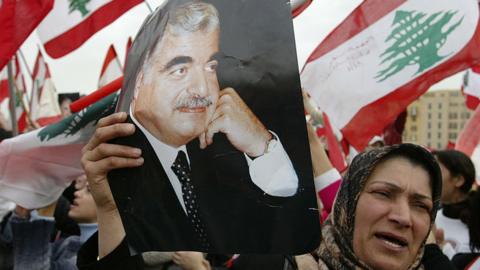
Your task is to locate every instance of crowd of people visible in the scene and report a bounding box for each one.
[0,1,479,269]
[0,102,478,269]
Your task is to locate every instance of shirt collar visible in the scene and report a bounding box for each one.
[129,107,189,166]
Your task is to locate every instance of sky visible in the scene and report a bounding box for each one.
[18,0,464,95]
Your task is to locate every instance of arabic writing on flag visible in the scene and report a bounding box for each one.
[301,0,480,150]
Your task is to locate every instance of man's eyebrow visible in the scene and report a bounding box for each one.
[209,52,222,62]
[162,56,193,71]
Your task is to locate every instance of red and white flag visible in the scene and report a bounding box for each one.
[0,56,28,133]
[291,0,313,18]
[301,0,480,150]
[98,45,123,88]
[37,0,143,58]
[30,52,62,126]
[125,37,133,64]
[462,65,480,110]
[0,0,53,70]
[0,66,10,104]
[456,105,480,185]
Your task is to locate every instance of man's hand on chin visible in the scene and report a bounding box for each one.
[198,87,271,157]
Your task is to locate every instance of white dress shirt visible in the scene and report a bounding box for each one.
[130,112,298,214]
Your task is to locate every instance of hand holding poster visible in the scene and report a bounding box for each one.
[101,0,318,253]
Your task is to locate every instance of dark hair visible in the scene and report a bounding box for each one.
[432,150,475,193]
[432,150,480,251]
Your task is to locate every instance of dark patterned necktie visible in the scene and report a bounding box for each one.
[171,150,210,250]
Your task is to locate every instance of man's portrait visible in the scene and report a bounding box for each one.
[109,0,320,254]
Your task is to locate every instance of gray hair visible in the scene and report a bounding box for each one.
[167,1,220,36]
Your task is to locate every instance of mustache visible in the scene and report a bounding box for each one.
[175,95,213,109]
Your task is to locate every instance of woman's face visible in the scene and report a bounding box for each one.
[68,175,97,223]
[353,157,433,270]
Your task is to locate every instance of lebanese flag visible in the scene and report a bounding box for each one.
[462,66,480,110]
[0,65,10,104]
[0,56,28,133]
[37,0,142,59]
[301,0,480,150]
[323,113,347,172]
[456,105,480,185]
[0,0,53,70]
[0,94,117,209]
[12,56,28,133]
[291,0,313,18]
[29,52,62,126]
[98,45,123,88]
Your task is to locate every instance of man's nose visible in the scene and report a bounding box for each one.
[188,68,208,96]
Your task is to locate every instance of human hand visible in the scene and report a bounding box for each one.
[199,88,271,157]
[37,201,57,217]
[81,112,143,212]
[172,251,210,270]
[14,205,31,219]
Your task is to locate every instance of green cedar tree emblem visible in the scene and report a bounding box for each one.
[376,10,463,82]
[68,0,91,17]
[37,94,118,142]
[14,90,22,108]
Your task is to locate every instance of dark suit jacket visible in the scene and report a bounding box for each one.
[108,117,319,254]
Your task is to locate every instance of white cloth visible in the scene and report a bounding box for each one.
[130,112,298,213]
[436,209,479,259]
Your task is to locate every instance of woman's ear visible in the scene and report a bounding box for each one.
[454,175,465,188]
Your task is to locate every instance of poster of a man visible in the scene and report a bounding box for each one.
[108,0,319,254]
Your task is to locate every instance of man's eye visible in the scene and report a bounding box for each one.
[171,67,187,76]
[206,62,218,72]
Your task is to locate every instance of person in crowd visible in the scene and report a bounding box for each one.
[317,143,455,269]
[0,175,97,270]
[433,150,480,269]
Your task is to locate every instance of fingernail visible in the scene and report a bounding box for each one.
[137,157,144,164]
[133,148,142,155]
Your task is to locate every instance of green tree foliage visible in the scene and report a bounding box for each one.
[376,10,463,82]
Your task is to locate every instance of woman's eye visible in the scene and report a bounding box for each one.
[373,190,390,198]
[413,202,430,212]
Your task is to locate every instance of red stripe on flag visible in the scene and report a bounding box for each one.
[99,45,118,77]
[456,105,480,156]
[303,0,405,66]
[342,21,480,150]
[0,80,8,103]
[0,0,53,69]
[465,93,480,110]
[43,0,142,58]
[292,0,312,18]
[323,113,347,172]
[36,115,63,127]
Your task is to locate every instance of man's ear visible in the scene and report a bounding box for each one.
[454,175,465,188]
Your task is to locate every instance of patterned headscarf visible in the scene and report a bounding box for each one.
[317,143,442,270]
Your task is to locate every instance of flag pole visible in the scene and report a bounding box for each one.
[7,61,18,136]
[18,49,33,104]
[143,0,153,12]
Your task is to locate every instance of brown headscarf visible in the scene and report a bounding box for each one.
[317,144,442,270]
